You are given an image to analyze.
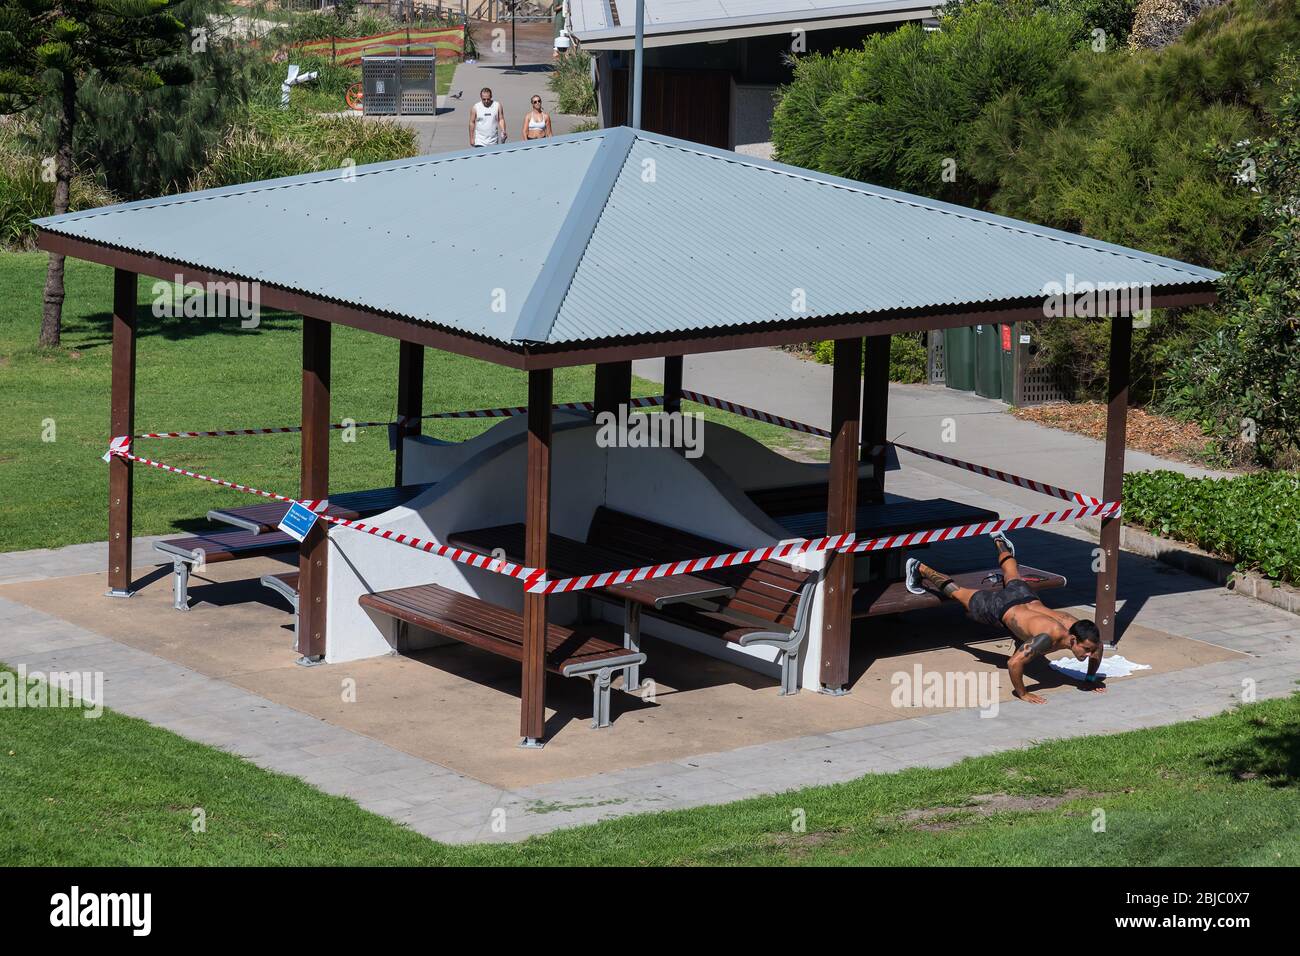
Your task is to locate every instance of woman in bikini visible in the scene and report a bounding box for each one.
[522,95,554,140]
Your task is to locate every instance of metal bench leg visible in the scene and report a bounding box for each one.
[591,666,614,729]
[622,601,641,691]
[170,559,191,612]
[779,646,800,696]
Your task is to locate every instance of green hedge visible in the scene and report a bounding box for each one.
[1123,470,1300,584]
[810,333,928,383]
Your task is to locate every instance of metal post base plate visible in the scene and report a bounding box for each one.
[104,589,134,599]
[818,683,849,697]
[295,654,325,667]
[518,737,545,749]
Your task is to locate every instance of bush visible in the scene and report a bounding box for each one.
[0,121,117,249]
[810,333,929,383]
[772,2,1082,207]
[191,104,418,190]
[1123,470,1300,584]
[548,50,597,116]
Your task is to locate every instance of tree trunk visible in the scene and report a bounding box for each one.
[39,73,76,349]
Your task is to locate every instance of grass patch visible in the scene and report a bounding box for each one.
[3,666,1298,864]
[0,253,799,552]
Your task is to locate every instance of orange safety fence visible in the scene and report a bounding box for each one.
[297,26,465,65]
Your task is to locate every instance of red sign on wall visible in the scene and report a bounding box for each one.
[1001,324,1013,352]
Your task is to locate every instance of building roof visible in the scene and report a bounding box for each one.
[567,0,940,49]
[35,126,1220,354]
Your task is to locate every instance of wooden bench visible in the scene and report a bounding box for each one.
[208,483,432,535]
[154,530,296,610]
[260,571,300,645]
[748,476,883,516]
[769,497,1000,541]
[853,567,1067,618]
[359,584,645,729]
[585,507,818,695]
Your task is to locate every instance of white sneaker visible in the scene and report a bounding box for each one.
[904,557,926,595]
[990,531,1015,557]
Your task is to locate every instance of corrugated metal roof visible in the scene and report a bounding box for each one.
[568,0,939,47]
[36,126,1220,348]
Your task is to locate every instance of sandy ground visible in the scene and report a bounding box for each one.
[0,557,1243,790]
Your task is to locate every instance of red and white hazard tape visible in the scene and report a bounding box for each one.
[680,390,830,438]
[882,442,1101,506]
[844,501,1119,555]
[131,397,667,441]
[679,390,1101,507]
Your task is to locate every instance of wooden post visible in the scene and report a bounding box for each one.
[298,318,331,663]
[107,269,137,597]
[521,369,552,745]
[860,334,890,502]
[1095,315,1132,645]
[593,360,632,416]
[820,337,861,693]
[394,340,424,486]
[663,355,683,414]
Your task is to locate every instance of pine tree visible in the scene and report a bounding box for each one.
[0,0,191,347]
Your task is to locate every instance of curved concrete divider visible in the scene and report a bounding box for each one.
[328,417,848,689]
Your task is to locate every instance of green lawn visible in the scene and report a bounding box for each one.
[2,670,1297,865]
[0,252,807,552]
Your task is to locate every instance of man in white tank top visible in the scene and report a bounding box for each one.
[470,87,507,147]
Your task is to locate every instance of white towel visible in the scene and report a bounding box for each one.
[1050,653,1151,680]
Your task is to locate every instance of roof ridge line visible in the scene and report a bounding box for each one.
[640,134,1217,279]
[510,127,637,344]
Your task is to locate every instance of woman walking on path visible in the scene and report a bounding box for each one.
[522,95,554,140]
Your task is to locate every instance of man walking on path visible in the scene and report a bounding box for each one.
[470,87,507,147]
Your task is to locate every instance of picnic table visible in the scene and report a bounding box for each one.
[207,483,433,534]
[447,523,735,689]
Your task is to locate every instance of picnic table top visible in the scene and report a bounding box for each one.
[447,523,735,609]
[207,483,433,534]
[772,496,1000,540]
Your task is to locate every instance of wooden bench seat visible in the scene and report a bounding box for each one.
[154,530,296,611]
[208,483,431,535]
[853,566,1066,618]
[359,583,645,729]
[585,507,818,695]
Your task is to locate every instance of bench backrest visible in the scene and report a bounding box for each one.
[587,506,815,632]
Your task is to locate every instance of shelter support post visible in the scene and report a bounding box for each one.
[394,340,424,486]
[594,361,632,417]
[298,318,331,664]
[861,334,890,503]
[663,355,683,414]
[820,337,862,693]
[107,269,137,597]
[521,368,553,746]
[1095,315,1132,645]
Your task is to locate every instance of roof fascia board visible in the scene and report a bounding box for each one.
[519,288,1219,369]
[510,127,637,344]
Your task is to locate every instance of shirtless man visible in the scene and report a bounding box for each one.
[905,532,1106,704]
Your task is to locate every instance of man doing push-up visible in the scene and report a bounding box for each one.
[905,532,1106,704]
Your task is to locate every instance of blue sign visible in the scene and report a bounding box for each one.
[278,501,322,543]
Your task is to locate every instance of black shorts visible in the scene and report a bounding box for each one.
[966,577,1038,628]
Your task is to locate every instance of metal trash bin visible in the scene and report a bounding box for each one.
[362,56,436,116]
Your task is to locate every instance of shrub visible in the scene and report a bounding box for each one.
[1123,470,1300,584]
[191,104,418,190]
[772,2,1082,207]
[548,50,597,116]
[810,333,929,383]
[0,121,117,249]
